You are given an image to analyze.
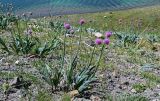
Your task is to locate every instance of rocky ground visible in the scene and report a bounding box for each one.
[0,44,159,101]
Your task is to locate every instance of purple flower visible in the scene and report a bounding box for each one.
[105,31,112,38]
[103,38,110,45]
[95,38,103,45]
[79,19,85,25]
[64,23,71,29]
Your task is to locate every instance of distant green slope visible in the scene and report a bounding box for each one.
[1,0,160,16]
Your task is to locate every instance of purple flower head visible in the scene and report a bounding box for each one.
[64,23,71,29]
[79,19,85,25]
[105,31,112,38]
[103,38,110,45]
[95,38,103,45]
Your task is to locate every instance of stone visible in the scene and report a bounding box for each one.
[66,34,75,37]
[144,88,152,93]
[68,90,79,98]
[138,50,146,55]
[152,99,160,101]
[0,58,6,63]
[10,77,22,89]
[73,98,91,101]
[140,64,155,72]
[123,81,129,85]
[118,85,123,89]
[93,32,103,38]
[15,60,20,65]
[85,40,95,47]
[99,74,104,78]
[90,95,101,101]
[153,43,160,50]
[112,71,117,77]
[131,89,137,93]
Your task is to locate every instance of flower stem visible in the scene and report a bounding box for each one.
[78,26,82,54]
[62,30,67,68]
[88,46,96,67]
[96,44,105,68]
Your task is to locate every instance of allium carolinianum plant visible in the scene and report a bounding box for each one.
[95,31,112,68]
[35,19,112,94]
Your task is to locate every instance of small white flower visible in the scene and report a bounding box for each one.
[93,32,103,38]
[15,60,20,65]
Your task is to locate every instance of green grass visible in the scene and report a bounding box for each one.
[141,72,160,83]
[132,83,147,93]
[47,5,160,34]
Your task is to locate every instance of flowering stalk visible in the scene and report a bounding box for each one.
[77,19,85,63]
[62,23,71,89]
[88,46,96,67]
[62,23,71,68]
[96,44,105,68]
[62,30,67,68]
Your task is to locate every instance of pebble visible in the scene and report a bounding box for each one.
[131,89,137,93]
[0,58,6,63]
[140,64,154,72]
[68,90,79,98]
[15,60,20,65]
[144,88,152,93]
[152,99,160,101]
[90,95,101,101]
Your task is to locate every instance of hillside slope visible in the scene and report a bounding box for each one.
[1,0,160,16]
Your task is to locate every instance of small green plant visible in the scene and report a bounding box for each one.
[141,72,160,83]
[0,37,10,53]
[10,35,36,54]
[34,38,61,57]
[64,55,97,92]
[0,33,37,55]
[65,55,78,90]
[0,14,18,30]
[50,21,64,33]
[147,35,159,44]
[132,83,147,93]
[74,66,97,92]
[36,90,52,101]
[2,81,10,99]
[115,32,139,47]
[61,93,71,101]
[36,63,62,92]
[0,32,60,56]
